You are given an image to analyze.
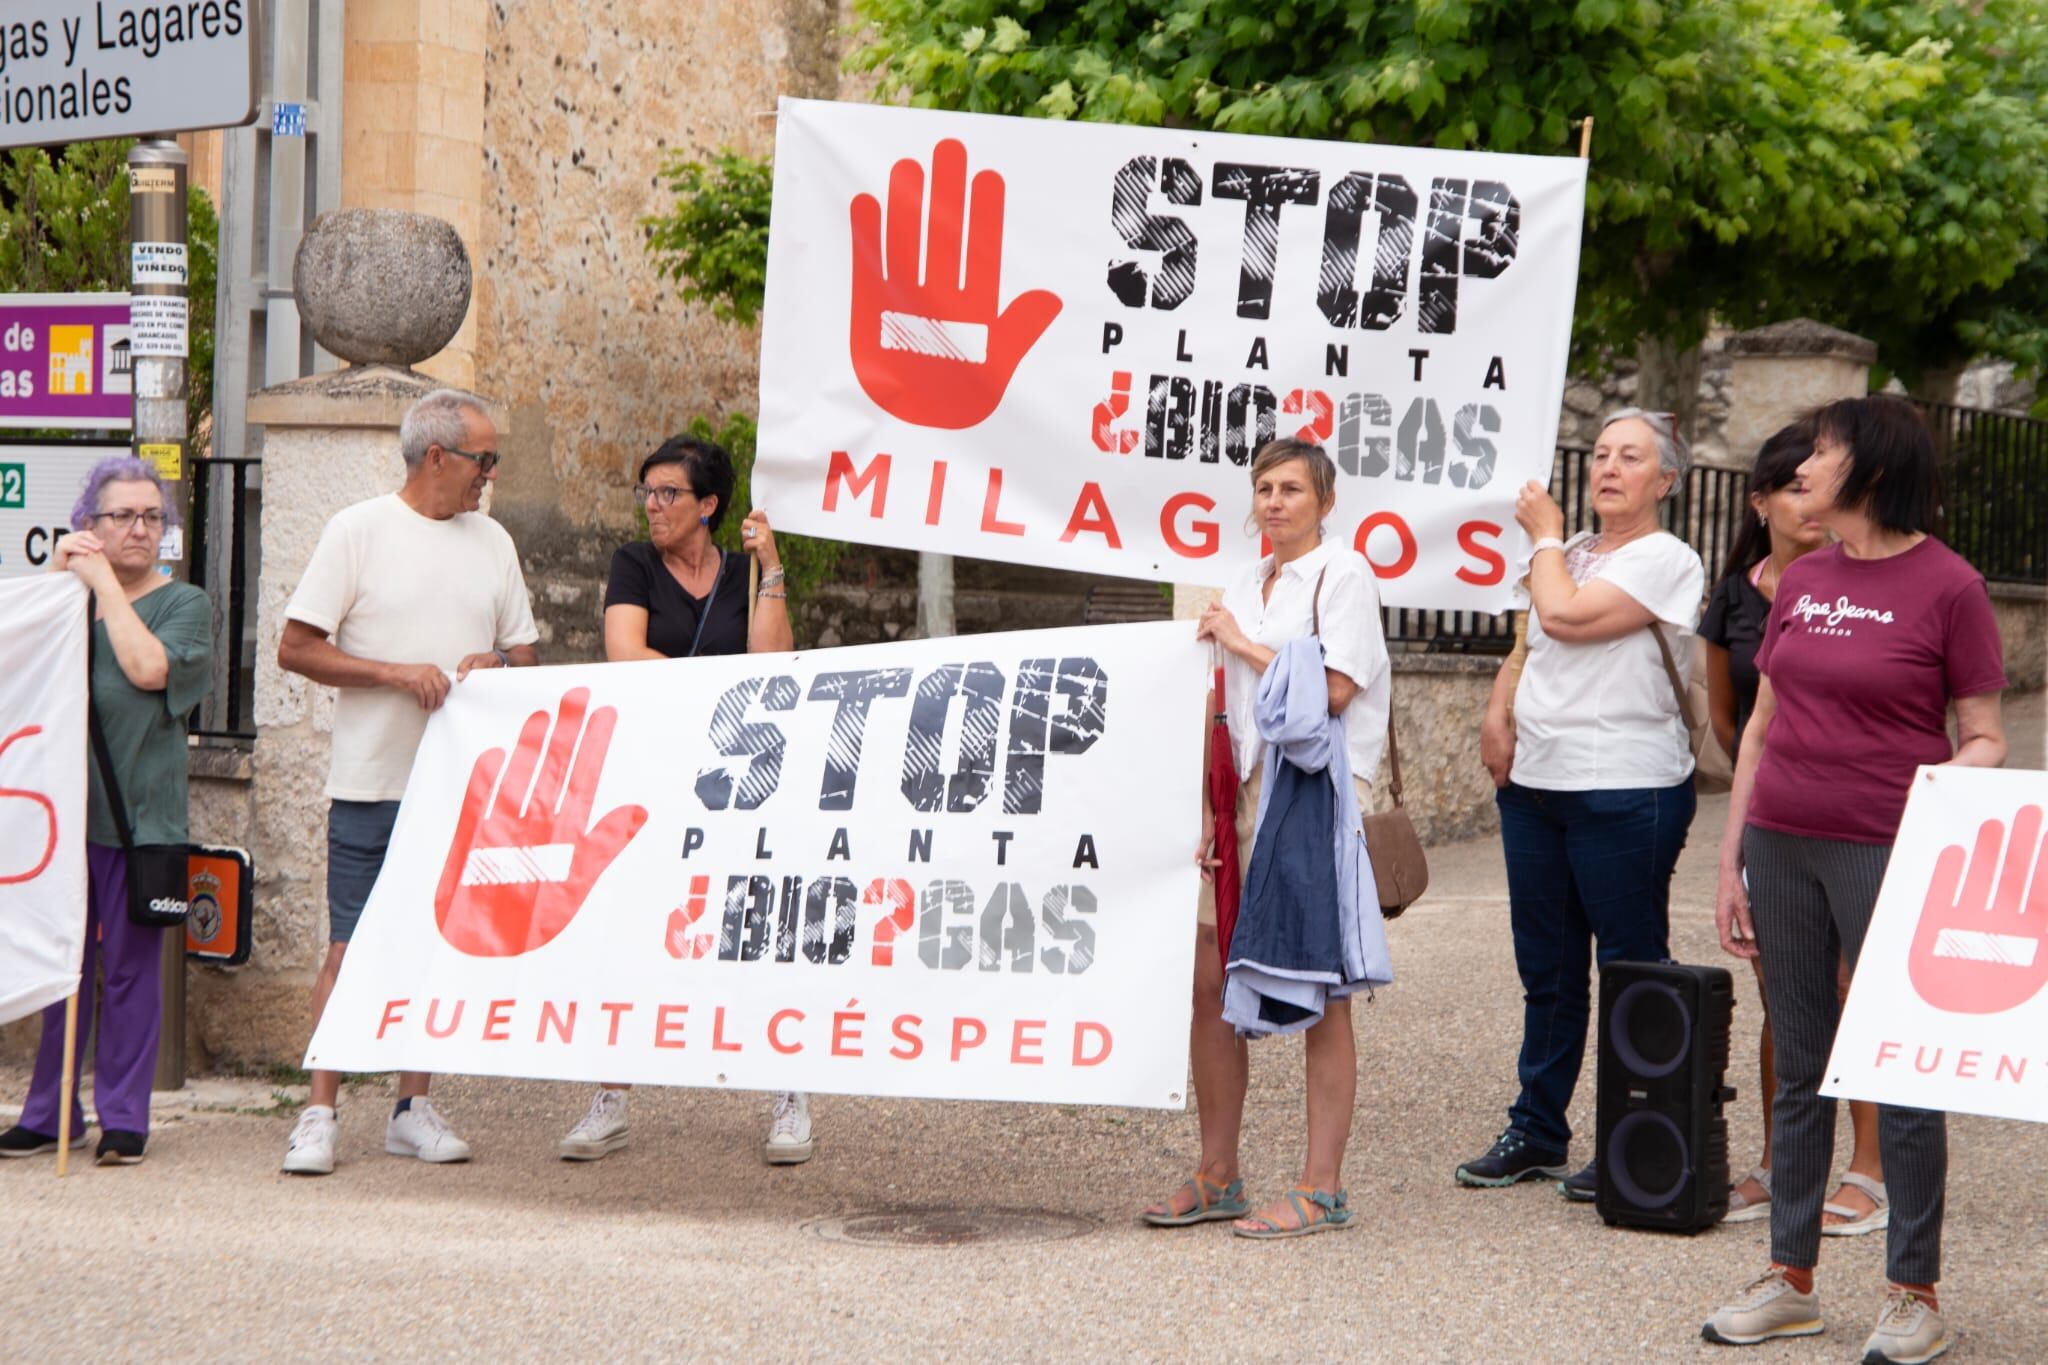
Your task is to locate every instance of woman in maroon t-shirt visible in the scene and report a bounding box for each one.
[1702,397,2007,1362]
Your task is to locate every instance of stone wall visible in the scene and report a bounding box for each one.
[475,0,844,664]
[1993,584,2048,692]
[1557,328,1736,461]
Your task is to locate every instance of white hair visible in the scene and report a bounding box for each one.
[1599,407,1690,495]
[399,389,492,470]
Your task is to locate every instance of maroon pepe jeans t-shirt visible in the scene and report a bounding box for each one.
[1751,537,2007,845]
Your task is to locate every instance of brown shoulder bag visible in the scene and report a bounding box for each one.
[1311,567,1429,918]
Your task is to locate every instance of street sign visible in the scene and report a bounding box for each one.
[0,2,259,149]
[0,441,136,577]
[0,294,134,430]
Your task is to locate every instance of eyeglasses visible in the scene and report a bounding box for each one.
[93,510,166,532]
[440,445,500,474]
[633,483,695,509]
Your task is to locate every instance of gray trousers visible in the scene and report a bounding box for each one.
[1744,824,1945,1283]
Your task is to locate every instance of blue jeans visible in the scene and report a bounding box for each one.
[1496,780,1696,1154]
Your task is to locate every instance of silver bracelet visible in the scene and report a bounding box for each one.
[758,567,786,587]
[1531,536,1566,556]
[758,589,787,600]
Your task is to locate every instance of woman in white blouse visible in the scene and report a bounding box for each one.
[1140,437,1393,1239]
[1456,408,1706,1199]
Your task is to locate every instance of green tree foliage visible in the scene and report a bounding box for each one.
[848,0,2048,377]
[644,151,773,327]
[0,139,221,439]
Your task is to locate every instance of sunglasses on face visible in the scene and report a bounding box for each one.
[633,483,696,509]
[441,445,500,474]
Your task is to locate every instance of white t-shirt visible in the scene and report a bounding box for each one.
[287,493,540,801]
[1511,529,1705,790]
[1219,540,1392,786]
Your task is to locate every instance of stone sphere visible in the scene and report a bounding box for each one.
[293,209,472,367]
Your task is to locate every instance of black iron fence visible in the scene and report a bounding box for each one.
[188,456,260,741]
[1914,400,2046,585]
[1383,444,1750,654]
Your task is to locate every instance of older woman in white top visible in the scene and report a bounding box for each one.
[1456,408,1706,1198]
[1140,437,1392,1239]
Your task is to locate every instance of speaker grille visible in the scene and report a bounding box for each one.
[1608,980,1692,1080]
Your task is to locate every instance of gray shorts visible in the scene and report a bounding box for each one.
[327,800,402,944]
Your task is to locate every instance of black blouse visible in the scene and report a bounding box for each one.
[603,542,749,659]
[1699,568,1771,758]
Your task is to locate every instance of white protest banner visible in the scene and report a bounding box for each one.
[309,621,1207,1108]
[0,574,89,1024]
[756,98,1587,609]
[1824,765,2048,1123]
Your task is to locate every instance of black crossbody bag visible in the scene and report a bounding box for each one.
[85,607,191,928]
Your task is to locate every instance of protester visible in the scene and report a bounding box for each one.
[1458,408,1705,1199]
[1702,423,1885,1233]
[1142,437,1392,1239]
[1703,396,2006,1363]
[556,434,806,1166]
[276,390,541,1176]
[0,459,212,1167]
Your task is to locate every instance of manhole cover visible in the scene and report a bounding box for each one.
[804,1208,1095,1248]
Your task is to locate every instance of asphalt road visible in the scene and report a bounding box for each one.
[4,698,2042,1361]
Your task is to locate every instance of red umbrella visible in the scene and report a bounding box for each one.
[1206,666,1243,969]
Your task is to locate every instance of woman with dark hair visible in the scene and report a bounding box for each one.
[1704,424,1884,1234]
[1703,395,2006,1364]
[1141,436,1393,1239]
[556,434,805,1164]
[0,458,211,1166]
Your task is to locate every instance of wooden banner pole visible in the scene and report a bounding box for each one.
[1579,116,1595,159]
[54,992,79,1177]
[747,555,760,635]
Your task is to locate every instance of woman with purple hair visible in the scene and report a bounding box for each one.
[0,457,212,1166]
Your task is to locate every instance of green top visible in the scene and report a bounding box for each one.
[88,580,213,848]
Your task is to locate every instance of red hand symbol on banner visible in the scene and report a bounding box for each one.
[433,688,648,957]
[1907,803,2048,1015]
[849,138,1063,430]
[0,725,58,886]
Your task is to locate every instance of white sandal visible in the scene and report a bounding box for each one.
[1724,1165,1773,1224]
[1820,1171,1889,1237]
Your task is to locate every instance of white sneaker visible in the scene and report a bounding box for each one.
[559,1088,630,1161]
[282,1105,338,1176]
[1861,1288,1950,1365]
[384,1098,472,1164]
[763,1091,814,1165]
[1701,1267,1825,1346]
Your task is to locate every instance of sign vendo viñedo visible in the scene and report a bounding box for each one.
[0,2,257,149]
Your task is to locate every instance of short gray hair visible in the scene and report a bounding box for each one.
[1599,407,1690,495]
[399,389,492,470]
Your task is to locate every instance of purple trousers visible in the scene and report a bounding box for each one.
[19,843,165,1136]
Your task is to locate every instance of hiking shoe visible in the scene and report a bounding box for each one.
[281,1105,338,1175]
[763,1091,814,1165]
[1454,1130,1569,1187]
[1861,1289,1949,1365]
[386,1098,472,1164]
[1558,1160,1599,1202]
[95,1130,147,1165]
[0,1124,88,1158]
[1702,1267,1825,1346]
[559,1088,630,1161]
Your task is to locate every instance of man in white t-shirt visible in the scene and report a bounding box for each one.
[276,389,541,1176]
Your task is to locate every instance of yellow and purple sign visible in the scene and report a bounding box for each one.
[0,293,133,430]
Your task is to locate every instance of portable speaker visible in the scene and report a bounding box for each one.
[1594,961,1736,1234]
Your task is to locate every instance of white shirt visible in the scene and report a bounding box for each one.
[1511,529,1705,790]
[1219,540,1392,785]
[287,493,540,801]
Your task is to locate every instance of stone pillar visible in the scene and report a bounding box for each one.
[340,0,488,388]
[1723,319,1876,465]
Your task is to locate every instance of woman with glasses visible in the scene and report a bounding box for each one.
[0,457,212,1167]
[556,434,809,1165]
